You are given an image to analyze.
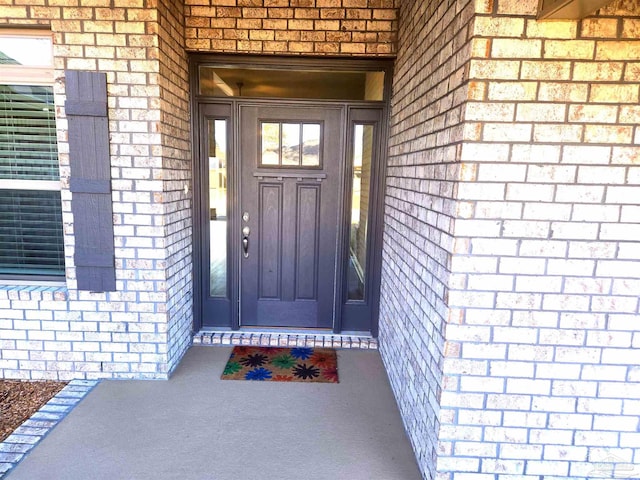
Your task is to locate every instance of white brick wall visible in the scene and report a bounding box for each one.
[0,0,193,380]
[383,0,640,479]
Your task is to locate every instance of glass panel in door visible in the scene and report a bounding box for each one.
[208,119,227,297]
[347,124,374,301]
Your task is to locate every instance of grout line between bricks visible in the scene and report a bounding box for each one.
[0,380,100,479]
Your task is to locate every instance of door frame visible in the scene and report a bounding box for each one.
[190,54,393,336]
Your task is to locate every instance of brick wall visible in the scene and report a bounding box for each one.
[379,0,475,478]
[432,0,638,478]
[0,0,399,380]
[185,0,398,56]
[0,0,192,379]
[382,0,640,478]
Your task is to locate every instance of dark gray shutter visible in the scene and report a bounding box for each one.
[65,71,116,292]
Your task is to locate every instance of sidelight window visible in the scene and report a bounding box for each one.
[208,118,228,297]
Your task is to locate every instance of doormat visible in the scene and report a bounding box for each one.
[221,346,339,383]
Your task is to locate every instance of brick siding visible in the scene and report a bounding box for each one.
[0,1,398,380]
[379,0,475,478]
[381,0,640,478]
[184,0,398,56]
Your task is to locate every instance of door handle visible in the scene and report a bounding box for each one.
[242,226,250,258]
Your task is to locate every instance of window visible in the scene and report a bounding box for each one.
[0,30,64,279]
[260,122,321,167]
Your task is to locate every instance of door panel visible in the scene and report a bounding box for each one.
[240,105,343,329]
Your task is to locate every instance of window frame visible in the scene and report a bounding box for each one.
[0,29,65,282]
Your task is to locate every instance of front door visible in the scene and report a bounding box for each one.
[239,104,343,329]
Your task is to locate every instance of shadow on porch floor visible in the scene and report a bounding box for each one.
[7,346,422,480]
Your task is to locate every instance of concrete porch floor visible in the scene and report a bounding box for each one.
[7,346,422,480]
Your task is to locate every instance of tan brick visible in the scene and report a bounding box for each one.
[214,6,240,17]
[293,8,320,18]
[487,81,537,101]
[320,8,345,19]
[471,38,491,58]
[30,6,61,18]
[352,31,376,42]
[236,39,263,51]
[242,7,267,18]
[342,20,366,30]
[533,124,583,143]
[538,82,588,102]
[469,59,520,79]
[263,40,288,52]
[366,42,393,54]
[288,40,313,52]
[114,21,146,34]
[223,28,244,39]
[80,20,113,32]
[210,18,236,28]
[625,63,640,82]
[590,84,639,104]
[521,61,571,80]
[516,104,566,123]
[572,62,624,81]
[373,8,396,20]
[210,39,236,50]
[622,19,640,39]
[186,38,211,49]
[315,19,340,30]
[526,19,576,39]
[249,29,274,40]
[491,38,542,58]
[301,30,326,41]
[496,0,537,15]
[343,0,368,7]
[474,16,525,37]
[341,42,366,53]
[288,19,313,29]
[185,17,209,27]
[267,8,294,18]
[275,30,300,41]
[346,8,371,19]
[543,40,595,60]
[596,41,640,60]
[237,19,262,29]
[584,125,634,144]
[466,102,515,122]
[95,7,125,20]
[262,19,287,29]
[568,105,619,124]
[127,9,157,21]
[314,41,340,53]
[580,18,619,38]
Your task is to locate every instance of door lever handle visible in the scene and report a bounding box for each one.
[242,226,250,258]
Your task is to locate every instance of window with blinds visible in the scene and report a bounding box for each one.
[0,31,64,279]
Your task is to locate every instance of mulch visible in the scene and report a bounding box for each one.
[0,380,67,443]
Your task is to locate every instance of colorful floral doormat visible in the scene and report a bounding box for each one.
[221,346,339,383]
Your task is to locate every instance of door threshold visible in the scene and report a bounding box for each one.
[193,329,378,350]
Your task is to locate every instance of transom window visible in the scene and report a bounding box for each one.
[260,122,321,167]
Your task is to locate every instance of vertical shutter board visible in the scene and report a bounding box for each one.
[67,116,110,180]
[72,193,115,254]
[66,70,116,292]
